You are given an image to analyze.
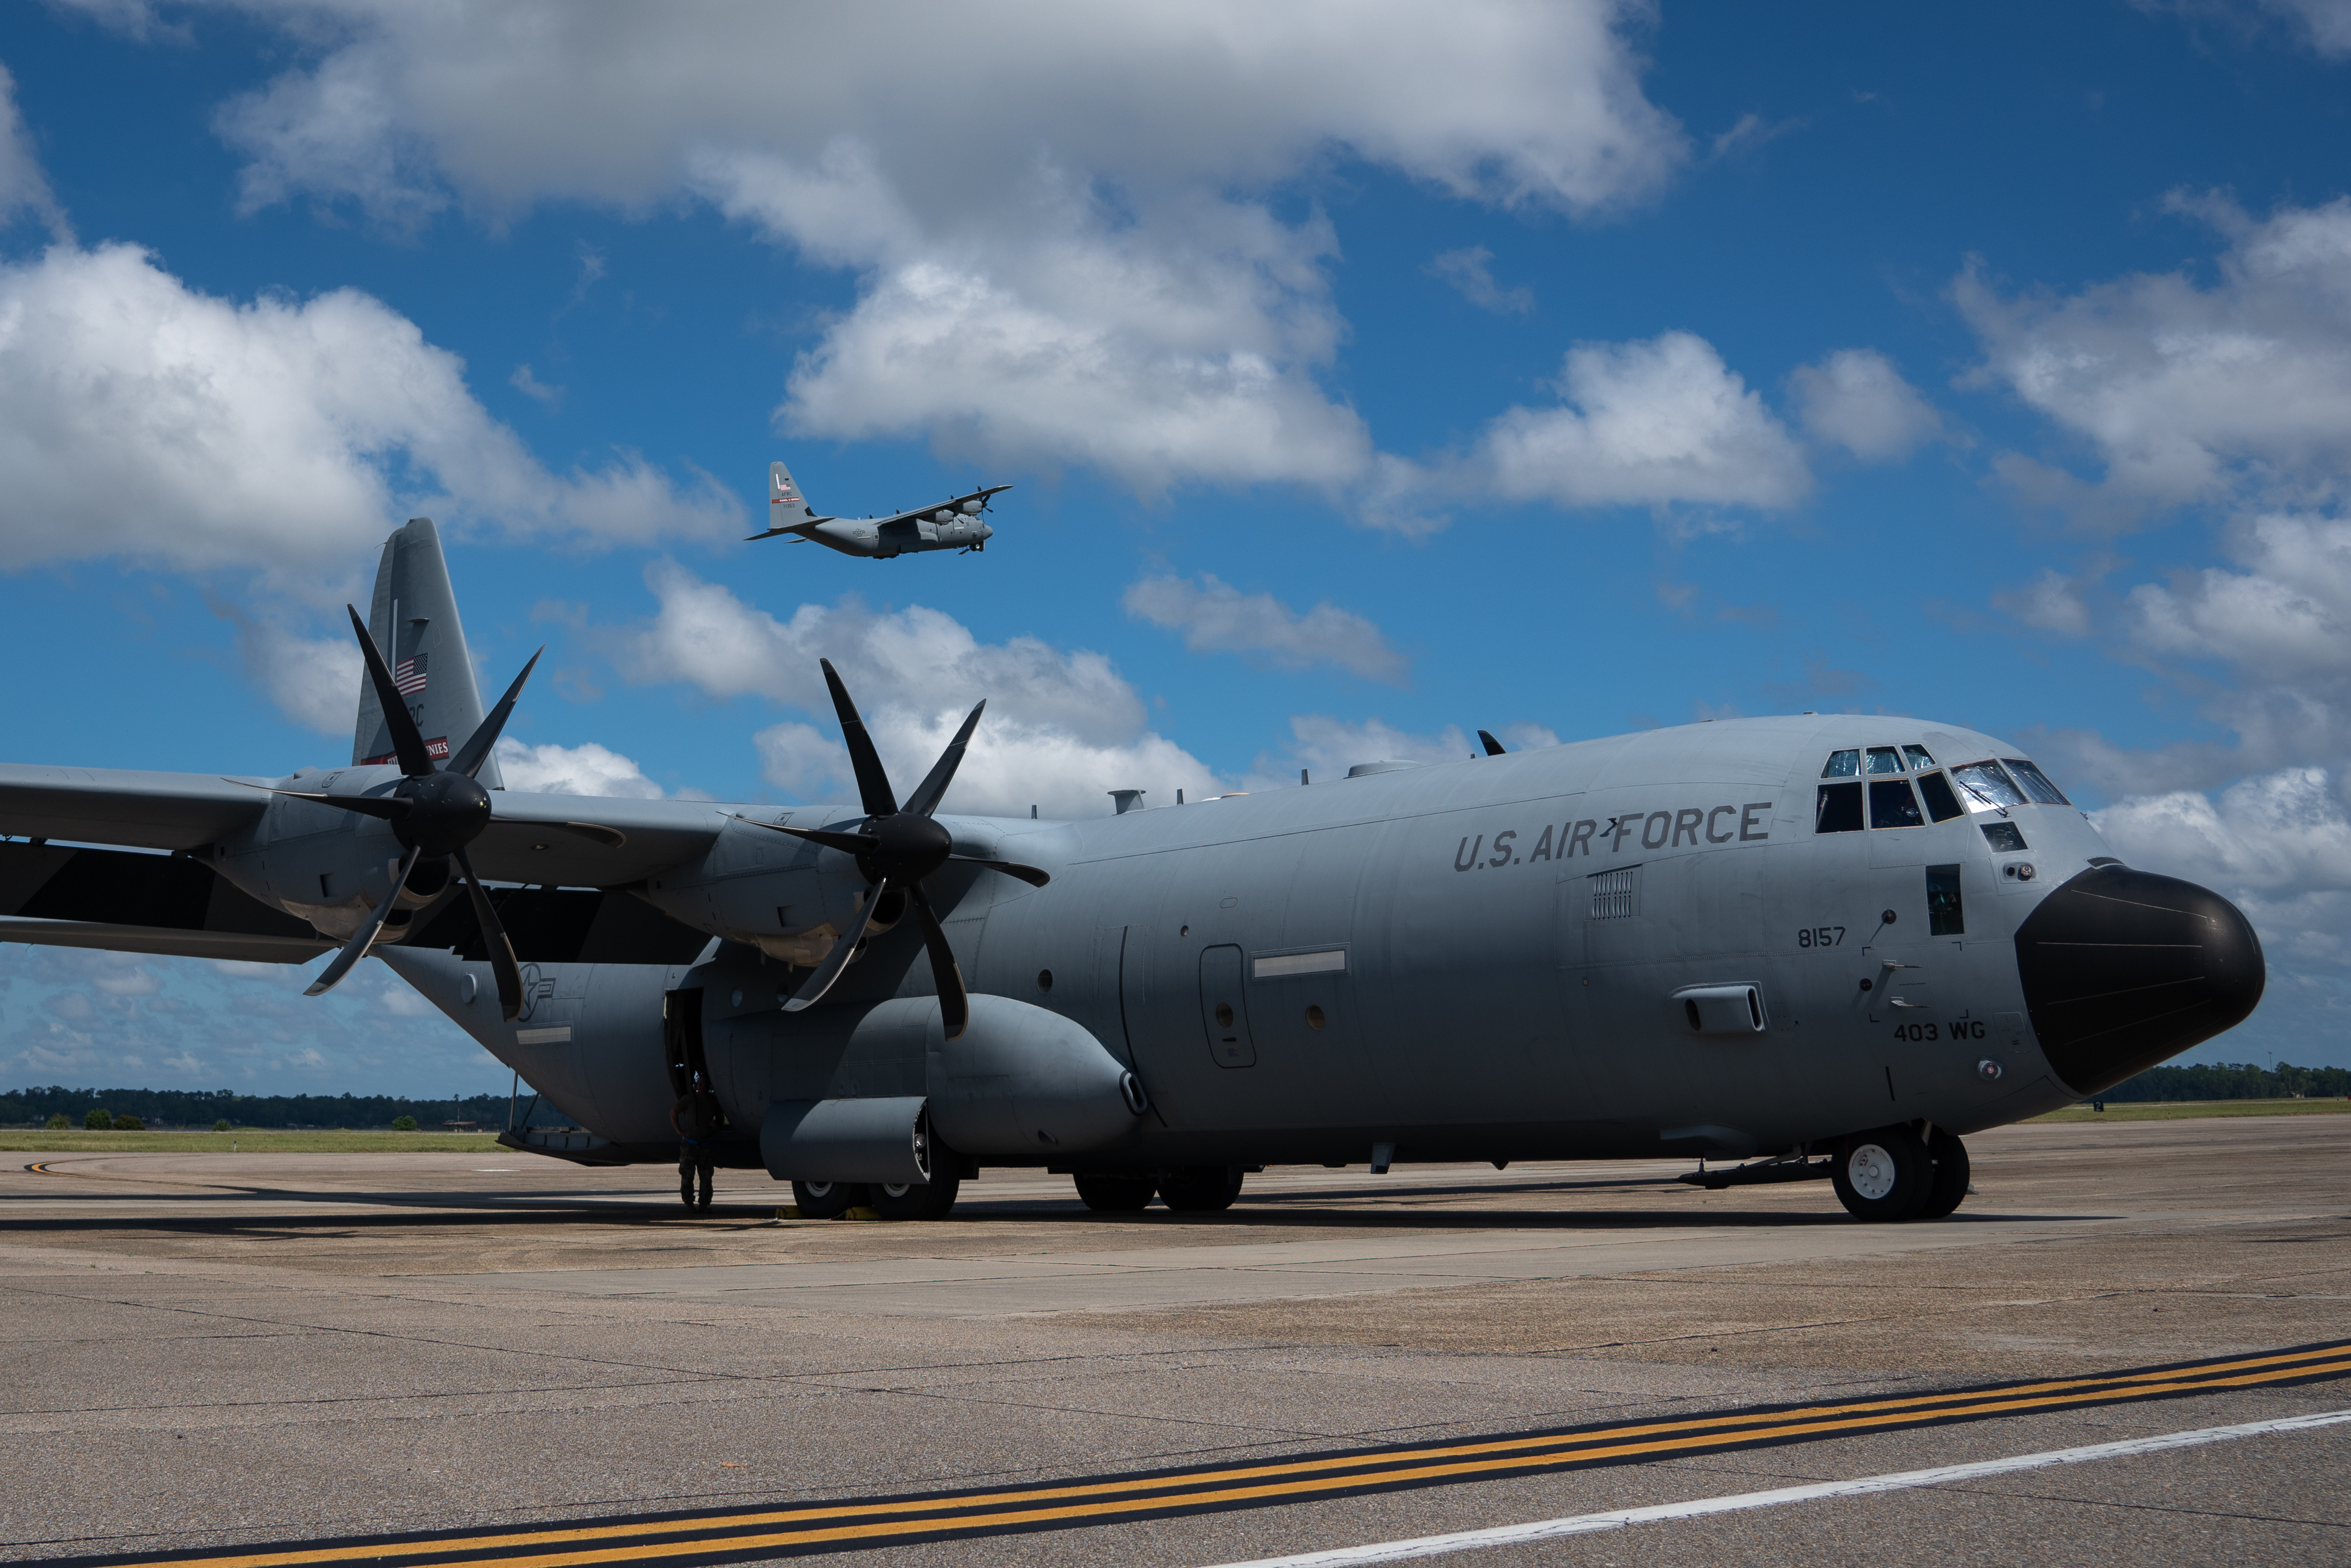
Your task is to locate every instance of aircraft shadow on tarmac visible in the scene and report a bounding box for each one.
[0,1183,2112,1233]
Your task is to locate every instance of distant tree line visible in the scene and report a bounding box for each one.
[0,1086,530,1129]
[2097,1061,2351,1102]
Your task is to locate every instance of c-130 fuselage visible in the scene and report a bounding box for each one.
[381,711,2263,1219]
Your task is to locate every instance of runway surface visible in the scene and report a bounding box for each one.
[3,1115,2346,1565]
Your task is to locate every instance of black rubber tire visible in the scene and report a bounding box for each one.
[869,1175,962,1220]
[1159,1166,1245,1213]
[1829,1126,1931,1222]
[1073,1174,1156,1213]
[1916,1129,1971,1220]
[792,1179,866,1219]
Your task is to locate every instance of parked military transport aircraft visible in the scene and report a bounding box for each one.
[0,522,2263,1223]
[748,460,1006,557]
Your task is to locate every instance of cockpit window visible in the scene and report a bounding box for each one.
[1815,781,1864,833]
[1866,747,1903,776]
[1822,749,1860,778]
[1869,778,1924,829]
[1916,771,1965,822]
[2003,759,2071,806]
[1901,744,1935,771]
[1950,760,2026,810]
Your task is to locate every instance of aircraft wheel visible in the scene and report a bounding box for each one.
[1829,1127,1930,1223]
[792,1179,866,1219]
[869,1176,961,1221]
[1073,1174,1155,1213]
[1159,1166,1245,1213]
[1916,1129,1971,1220]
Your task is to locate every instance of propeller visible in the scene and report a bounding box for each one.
[1478,730,1507,757]
[259,607,542,1017]
[732,658,1050,1040]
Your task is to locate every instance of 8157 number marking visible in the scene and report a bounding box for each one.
[1797,926,1845,948]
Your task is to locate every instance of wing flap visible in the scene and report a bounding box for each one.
[0,841,327,964]
[469,794,725,887]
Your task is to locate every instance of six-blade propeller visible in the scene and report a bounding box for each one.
[250,607,546,1017]
[733,658,1049,1040]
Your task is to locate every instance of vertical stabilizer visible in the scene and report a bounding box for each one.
[771,460,818,525]
[351,518,503,789]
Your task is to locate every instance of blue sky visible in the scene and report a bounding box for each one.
[4,0,2351,1093]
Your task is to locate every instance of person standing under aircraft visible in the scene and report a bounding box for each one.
[671,1073,722,1211]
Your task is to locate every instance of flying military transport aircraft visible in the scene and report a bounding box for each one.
[748,460,1006,557]
[0,522,2263,1224]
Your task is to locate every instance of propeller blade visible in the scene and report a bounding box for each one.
[820,658,899,818]
[904,699,985,818]
[225,781,411,821]
[452,846,523,1021]
[782,876,887,1014]
[347,605,438,778]
[946,854,1051,888]
[305,848,420,997]
[449,647,544,779]
[907,880,968,1041]
[730,817,879,857]
[1478,730,1507,757]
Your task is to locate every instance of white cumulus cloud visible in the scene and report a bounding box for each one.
[163,2,1685,507]
[1789,348,1942,462]
[492,739,666,799]
[1121,574,1408,684]
[1958,192,2351,522]
[1468,331,1812,510]
[0,242,741,580]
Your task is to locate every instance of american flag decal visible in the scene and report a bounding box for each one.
[394,652,428,697]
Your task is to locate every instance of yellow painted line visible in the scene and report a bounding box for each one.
[110,1342,2351,1568]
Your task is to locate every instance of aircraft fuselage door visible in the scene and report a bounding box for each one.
[1198,944,1256,1067]
[663,986,706,1097]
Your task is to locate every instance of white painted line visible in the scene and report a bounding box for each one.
[1199,1407,2351,1568]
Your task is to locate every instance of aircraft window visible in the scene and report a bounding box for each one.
[1815,782,1864,833]
[1926,864,1963,935]
[1902,744,1935,770]
[1981,821,2028,853]
[1950,761,2026,810]
[1916,771,1965,823]
[1866,747,1903,776]
[1822,749,1860,778]
[1870,778,1924,829]
[2003,759,2071,806]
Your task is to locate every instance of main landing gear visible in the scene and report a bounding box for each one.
[791,1176,962,1221]
[1074,1167,1245,1214]
[1829,1125,1971,1223]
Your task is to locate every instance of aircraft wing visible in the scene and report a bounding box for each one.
[0,765,269,852]
[867,484,1013,531]
[471,793,728,887]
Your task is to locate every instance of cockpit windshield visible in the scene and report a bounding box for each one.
[1950,761,2028,810]
[2003,759,2072,806]
[1822,749,1860,778]
[1865,746,1903,776]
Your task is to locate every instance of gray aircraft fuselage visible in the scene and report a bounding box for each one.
[370,713,2259,1176]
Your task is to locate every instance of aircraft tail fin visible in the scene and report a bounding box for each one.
[352,518,503,789]
[769,460,819,527]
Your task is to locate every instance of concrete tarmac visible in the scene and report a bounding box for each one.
[1,1114,2346,1565]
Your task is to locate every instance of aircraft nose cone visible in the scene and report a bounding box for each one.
[2013,864,2265,1097]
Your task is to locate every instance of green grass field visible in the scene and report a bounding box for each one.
[2032,1097,2351,1124]
[0,1128,508,1154]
